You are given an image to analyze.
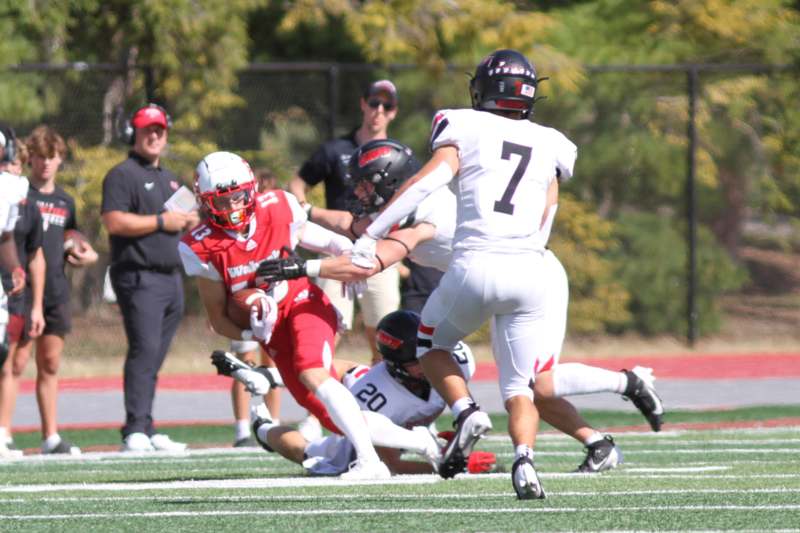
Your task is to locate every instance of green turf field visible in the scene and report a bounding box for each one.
[1,407,799,532]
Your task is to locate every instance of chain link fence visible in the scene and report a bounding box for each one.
[2,62,798,353]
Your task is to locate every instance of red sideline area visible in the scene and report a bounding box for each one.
[18,352,800,393]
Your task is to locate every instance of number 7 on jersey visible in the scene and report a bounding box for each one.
[493,141,532,215]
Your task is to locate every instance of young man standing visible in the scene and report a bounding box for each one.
[17,125,97,455]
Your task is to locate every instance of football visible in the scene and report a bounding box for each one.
[63,229,87,253]
[226,287,269,329]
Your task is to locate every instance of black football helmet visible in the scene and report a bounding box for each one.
[347,139,420,215]
[375,310,429,392]
[469,49,543,119]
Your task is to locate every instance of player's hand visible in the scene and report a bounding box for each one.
[9,266,25,296]
[66,241,99,267]
[184,210,201,230]
[351,234,378,269]
[256,256,306,284]
[250,295,278,343]
[28,306,45,338]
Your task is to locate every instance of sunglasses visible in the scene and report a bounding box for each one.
[367,99,396,111]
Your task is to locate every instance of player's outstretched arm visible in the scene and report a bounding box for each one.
[305,205,357,238]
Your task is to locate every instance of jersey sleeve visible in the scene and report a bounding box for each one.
[283,191,308,247]
[178,240,222,281]
[429,109,462,153]
[297,144,330,187]
[552,130,577,181]
[101,167,134,213]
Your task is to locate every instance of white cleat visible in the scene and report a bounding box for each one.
[339,458,391,480]
[512,456,546,500]
[150,434,187,452]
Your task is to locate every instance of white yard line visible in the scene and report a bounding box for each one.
[3,505,800,521]
[2,487,800,505]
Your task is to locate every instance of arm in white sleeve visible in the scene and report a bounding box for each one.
[365,161,454,239]
[299,221,353,256]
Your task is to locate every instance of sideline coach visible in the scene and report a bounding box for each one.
[101,104,198,451]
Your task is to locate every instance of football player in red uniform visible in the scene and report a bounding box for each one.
[178,151,390,479]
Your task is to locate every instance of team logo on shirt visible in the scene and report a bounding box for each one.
[144,182,155,191]
[36,201,69,232]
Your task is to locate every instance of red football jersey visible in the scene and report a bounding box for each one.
[180,190,309,305]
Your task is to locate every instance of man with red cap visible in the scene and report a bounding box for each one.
[101,103,199,452]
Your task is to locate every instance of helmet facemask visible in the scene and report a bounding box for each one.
[201,180,256,231]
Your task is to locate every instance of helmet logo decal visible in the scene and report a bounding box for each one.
[377,330,403,350]
[358,146,392,167]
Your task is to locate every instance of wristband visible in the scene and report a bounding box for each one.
[156,214,165,232]
[305,259,322,278]
[376,255,386,272]
[241,329,254,341]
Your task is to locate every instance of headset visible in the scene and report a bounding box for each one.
[0,124,17,163]
[119,103,173,145]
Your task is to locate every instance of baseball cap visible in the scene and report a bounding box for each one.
[131,105,169,129]
[363,80,398,105]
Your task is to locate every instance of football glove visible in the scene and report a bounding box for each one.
[256,255,307,284]
[467,451,497,474]
[351,234,378,269]
[250,295,278,343]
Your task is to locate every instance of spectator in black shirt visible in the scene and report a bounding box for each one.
[288,80,402,364]
[16,125,97,455]
[101,104,198,453]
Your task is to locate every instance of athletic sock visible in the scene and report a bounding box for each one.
[235,419,251,441]
[552,363,627,396]
[515,444,534,460]
[583,432,604,446]
[315,377,380,463]
[43,433,61,452]
[451,397,475,419]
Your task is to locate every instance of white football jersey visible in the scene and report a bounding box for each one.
[348,341,475,428]
[404,186,456,272]
[430,108,576,253]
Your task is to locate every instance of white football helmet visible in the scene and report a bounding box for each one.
[195,151,256,230]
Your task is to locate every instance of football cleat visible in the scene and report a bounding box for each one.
[439,404,493,479]
[339,458,392,480]
[250,404,275,452]
[211,350,280,395]
[622,366,664,432]
[412,425,443,473]
[576,435,622,473]
[512,455,546,500]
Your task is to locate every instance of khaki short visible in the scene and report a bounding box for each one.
[317,265,400,329]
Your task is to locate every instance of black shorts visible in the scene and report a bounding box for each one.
[42,300,71,337]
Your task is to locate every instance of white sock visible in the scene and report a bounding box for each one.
[235,419,251,441]
[256,420,278,444]
[583,432,604,446]
[515,444,534,460]
[314,378,380,463]
[451,397,474,419]
[552,363,626,397]
[0,427,11,445]
[43,433,61,451]
[361,411,429,454]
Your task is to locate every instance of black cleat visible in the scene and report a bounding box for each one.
[250,404,275,452]
[439,404,492,479]
[211,350,252,376]
[576,435,622,473]
[512,456,546,500]
[622,366,664,432]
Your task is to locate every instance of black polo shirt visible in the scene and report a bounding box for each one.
[101,151,183,272]
[297,129,359,210]
[27,185,76,304]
